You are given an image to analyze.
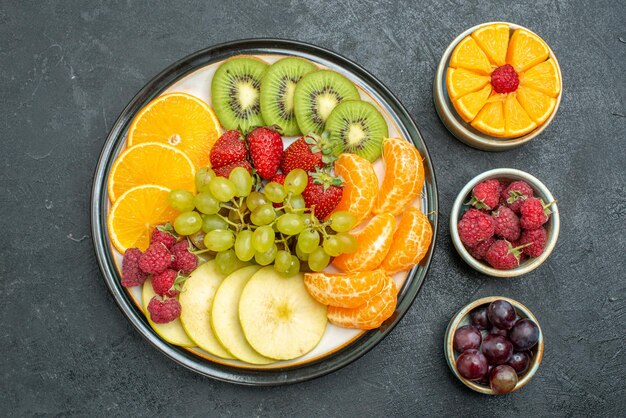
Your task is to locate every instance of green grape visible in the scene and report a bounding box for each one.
[254,244,277,266]
[323,235,343,257]
[283,256,301,276]
[285,195,306,212]
[250,204,276,226]
[229,167,253,197]
[276,213,306,235]
[336,232,358,253]
[215,249,238,275]
[209,177,237,202]
[204,229,235,251]
[195,167,215,192]
[329,211,357,233]
[295,245,310,261]
[234,229,255,262]
[274,250,292,273]
[252,225,275,253]
[194,192,220,215]
[168,189,195,212]
[308,246,330,272]
[297,229,320,254]
[246,191,268,212]
[284,168,308,195]
[173,211,203,235]
[201,214,229,233]
[264,181,287,203]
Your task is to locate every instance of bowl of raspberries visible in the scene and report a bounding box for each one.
[450,168,559,277]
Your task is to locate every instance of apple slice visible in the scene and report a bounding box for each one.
[211,265,275,365]
[239,267,327,360]
[141,278,195,347]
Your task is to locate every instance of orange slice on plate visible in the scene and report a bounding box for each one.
[506,29,550,73]
[304,270,387,308]
[108,185,179,253]
[446,67,491,100]
[504,94,537,137]
[471,23,510,66]
[516,86,557,125]
[380,207,433,274]
[331,153,378,225]
[520,58,561,97]
[450,36,493,75]
[127,92,221,168]
[108,142,196,202]
[452,84,492,123]
[471,99,505,137]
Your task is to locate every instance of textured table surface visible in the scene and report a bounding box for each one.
[2,1,625,416]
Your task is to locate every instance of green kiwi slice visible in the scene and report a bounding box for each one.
[260,57,318,136]
[211,56,269,131]
[293,70,360,135]
[325,100,389,162]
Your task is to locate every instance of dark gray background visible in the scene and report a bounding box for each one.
[2,0,625,416]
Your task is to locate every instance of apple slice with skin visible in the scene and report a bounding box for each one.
[142,278,195,347]
[239,267,328,360]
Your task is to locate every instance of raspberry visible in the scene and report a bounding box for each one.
[492,206,521,241]
[468,236,495,260]
[519,227,547,257]
[171,241,198,274]
[150,224,178,249]
[485,240,524,270]
[147,297,181,324]
[151,269,179,297]
[121,248,148,287]
[502,181,534,213]
[458,209,496,248]
[519,197,551,230]
[470,179,502,210]
[138,243,173,274]
[491,64,519,93]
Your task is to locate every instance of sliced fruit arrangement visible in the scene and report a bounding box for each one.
[447,24,560,138]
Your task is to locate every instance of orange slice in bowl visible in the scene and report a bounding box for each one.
[303,270,387,308]
[452,84,492,123]
[506,29,550,73]
[450,36,493,75]
[471,99,505,137]
[380,207,433,274]
[516,86,557,125]
[446,68,491,100]
[504,94,537,137]
[471,23,510,66]
[520,58,561,97]
[331,153,378,225]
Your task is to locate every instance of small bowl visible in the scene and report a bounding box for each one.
[444,296,544,395]
[433,22,563,151]
[450,168,559,278]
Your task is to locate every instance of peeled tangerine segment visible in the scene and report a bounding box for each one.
[507,29,550,73]
[504,94,537,137]
[450,36,493,75]
[446,67,491,100]
[453,84,492,123]
[520,59,561,97]
[303,269,387,308]
[471,23,510,66]
[380,207,433,274]
[332,153,378,225]
[516,86,557,125]
[471,99,505,137]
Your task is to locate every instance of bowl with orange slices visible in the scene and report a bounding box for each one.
[434,22,562,151]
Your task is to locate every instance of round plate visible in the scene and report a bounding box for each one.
[91,39,438,385]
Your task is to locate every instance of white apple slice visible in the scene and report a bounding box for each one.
[211,265,275,365]
[239,267,328,360]
[142,278,195,347]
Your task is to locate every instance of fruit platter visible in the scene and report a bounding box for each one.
[91,39,438,384]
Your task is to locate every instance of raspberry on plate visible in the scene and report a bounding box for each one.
[151,269,179,297]
[150,224,178,249]
[470,179,502,210]
[519,227,548,257]
[485,240,525,270]
[171,241,198,274]
[121,248,148,287]
[502,181,534,213]
[138,243,173,274]
[147,296,182,324]
[492,206,521,241]
[458,208,496,248]
[519,197,551,230]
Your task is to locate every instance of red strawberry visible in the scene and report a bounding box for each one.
[210,130,247,168]
[302,170,344,219]
[280,133,334,174]
[469,179,502,210]
[271,173,285,184]
[248,127,283,179]
[485,240,525,270]
[213,160,253,178]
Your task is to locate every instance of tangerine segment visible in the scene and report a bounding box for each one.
[471,99,505,137]
[504,94,537,137]
[303,270,387,308]
[332,213,396,273]
[373,138,424,216]
[471,23,510,66]
[108,142,196,202]
[108,185,179,253]
[127,92,221,168]
[519,59,561,97]
[327,276,397,330]
[331,153,378,225]
[452,84,492,123]
[516,86,557,125]
[380,207,433,274]
[506,29,550,73]
[446,68,491,100]
[450,36,493,75]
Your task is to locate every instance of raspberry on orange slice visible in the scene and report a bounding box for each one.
[446,67,491,100]
[504,94,537,137]
[506,29,550,73]
[471,100,505,137]
[471,23,510,66]
[303,270,387,308]
[520,58,561,97]
[452,84,492,123]
[516,86,557,125]
[450,36,493,75]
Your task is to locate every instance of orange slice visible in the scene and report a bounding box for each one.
[373,138,424,216]
[446,68,491,100]
[332,213,396,273]
[127,92,221,168]
[450,36,493,75]
[303,270,387,308]
[504,94,537,137]
[331,153,378,225]
[108,142,196,202]
[380,207,433,274]
[471,23,510,66]
[506,29,550,73]
[516,86,557,125]
[327,276,397,330]
[452,84,492,123]
[520,58,561,97]
[108,185,179,253]
[471,99,505,137]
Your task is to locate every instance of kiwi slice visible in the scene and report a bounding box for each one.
[293,70,360,135]
[260,57,317,136]
[211,56,268,131]
[325,100,389,162]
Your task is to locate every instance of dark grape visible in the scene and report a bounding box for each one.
[509,318,540,351]
[508,351,531,375]
[490,327,508,337]
[488,300,517,330]
[456,349,489,381]
[481,334,513,365]
[453,325,482,353]
[490,365,518,394]
[469,305,491,330]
